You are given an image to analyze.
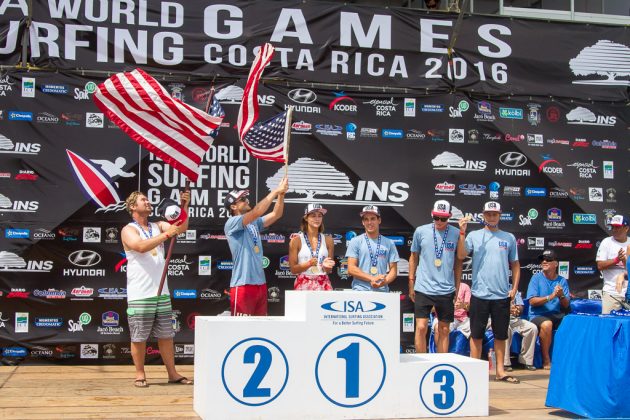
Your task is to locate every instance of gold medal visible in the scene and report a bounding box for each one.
[309,266,318,274]
[151,248,157,256]
[434,258,442,267]
[254,245,260,253]
[370,267,378,275]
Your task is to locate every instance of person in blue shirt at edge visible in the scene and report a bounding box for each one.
[526,249,570,370]
[346,205,399,292]
[223,176,289,316]
[457,201,521,384]
[408,199,463,353]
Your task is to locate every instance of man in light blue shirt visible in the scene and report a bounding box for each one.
[526,249,570,369]
[224,177,288,315]
[458,201,520,384]
[409,200,463,353]
[346,205,399,292]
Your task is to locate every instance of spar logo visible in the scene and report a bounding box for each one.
[570,41,630,86]
[74,81,97,100]
[538,155,563,176]
[0,133,41,155]
[566,107,616,126]
[265,158,408,207]
[329,91,357,113]
[0,251,53,272]
[66,150,135,213]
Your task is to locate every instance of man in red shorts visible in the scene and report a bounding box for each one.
[224,177,288,315]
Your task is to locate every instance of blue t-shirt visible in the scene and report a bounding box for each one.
[525,271,569,319]
[345,233,399,292]
[224,215,266,287]
[411,223,459,295]
[465,228,518,300]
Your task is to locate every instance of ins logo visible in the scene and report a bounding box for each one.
[321,301,386,313]
[265,158,409,207]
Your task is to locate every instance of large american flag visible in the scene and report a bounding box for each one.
[237,43,288,163]
[93,68,224,181]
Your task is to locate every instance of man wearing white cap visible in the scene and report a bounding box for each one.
[457,201,520,384]
[409,200,463,353]
[223,177,289,316]
[346,205,399,292]
[596,215,629,314]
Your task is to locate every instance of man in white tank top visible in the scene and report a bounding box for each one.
[121,190,191,388]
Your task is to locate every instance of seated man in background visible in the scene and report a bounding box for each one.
[433,281,472,341]
[526,249,570,370]
[504,289,538,372]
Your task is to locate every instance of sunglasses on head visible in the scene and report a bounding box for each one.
[432,216,449,222]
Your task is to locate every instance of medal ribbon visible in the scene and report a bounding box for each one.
[433,224,449,261]
[133,221,153,239]
[247,224,260,249]
[365,234,382,271]
[302,232,322,264]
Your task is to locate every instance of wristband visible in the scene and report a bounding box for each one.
[164,232,170,240]
[459,230,466,236]
[614,257,620,264]
[546,295,550,302]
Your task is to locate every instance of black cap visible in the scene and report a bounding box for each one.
[223,190,249,208]
[538,249,557,261]
[156,198,180,220]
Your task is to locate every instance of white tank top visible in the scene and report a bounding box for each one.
[125,222,169,301]
[298,232,328,276]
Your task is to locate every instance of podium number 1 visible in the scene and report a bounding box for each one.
[337,342,359,398]
[243,345,272,398]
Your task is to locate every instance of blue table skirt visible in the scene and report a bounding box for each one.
[545,314,630,418]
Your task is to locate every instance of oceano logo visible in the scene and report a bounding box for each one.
[321,300,386,313]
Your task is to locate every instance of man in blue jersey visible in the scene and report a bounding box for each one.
[526,249,570,370]
[224,177,288,316]
[346,205,399,292]
[457,201,520,384]
[409,200,463,353]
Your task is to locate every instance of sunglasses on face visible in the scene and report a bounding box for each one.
[237,197,249,204]
[432,216,449,222]
[541,258,556,263]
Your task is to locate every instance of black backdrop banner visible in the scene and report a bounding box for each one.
[0,1,628,362]
[0,0,626,100]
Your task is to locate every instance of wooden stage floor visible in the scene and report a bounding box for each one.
[0,364,574,419]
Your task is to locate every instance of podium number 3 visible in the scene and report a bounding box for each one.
[243,345,272,398]
[337,342,359,398]
[433,369,455,409]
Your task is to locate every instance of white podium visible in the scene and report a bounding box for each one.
[194,291,488,419]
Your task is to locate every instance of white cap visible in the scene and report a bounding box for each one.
[305,203,327,215]
[609,215,628,227]
[483,201,501,213]
[360,205,380,217]
[431,200,451,217]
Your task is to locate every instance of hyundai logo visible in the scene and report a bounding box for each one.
[287,88,317,104]
[68,250,101,267]
[499,152,527,168]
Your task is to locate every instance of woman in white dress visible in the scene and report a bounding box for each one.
[288,203,336,290]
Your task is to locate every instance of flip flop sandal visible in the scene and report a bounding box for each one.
[134,379,149,388]
[496,375,520,384]
[168,376,193,385]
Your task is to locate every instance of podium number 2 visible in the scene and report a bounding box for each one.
[222,338,289,406]
[337,342,359,398]
[243,345,272,397]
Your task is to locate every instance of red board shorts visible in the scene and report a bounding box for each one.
[230,284,268,316]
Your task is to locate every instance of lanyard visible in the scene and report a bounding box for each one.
[433,224,450,260]
[365,234,382,269]
[303,232,322,262]
[133,221,153,239]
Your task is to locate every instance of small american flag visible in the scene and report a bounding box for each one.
[241,111,287,162]
[93,68,224,181]
[206,95,225,139]
[237,43,288,163]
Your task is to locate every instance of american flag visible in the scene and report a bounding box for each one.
[237,43,288,163]
[241,111,287,162]
[93,68,224,182]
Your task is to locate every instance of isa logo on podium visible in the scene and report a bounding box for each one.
[194,291,488,419]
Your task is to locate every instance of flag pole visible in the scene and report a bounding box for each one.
[283,106,294,178]
[157,85,216,297]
